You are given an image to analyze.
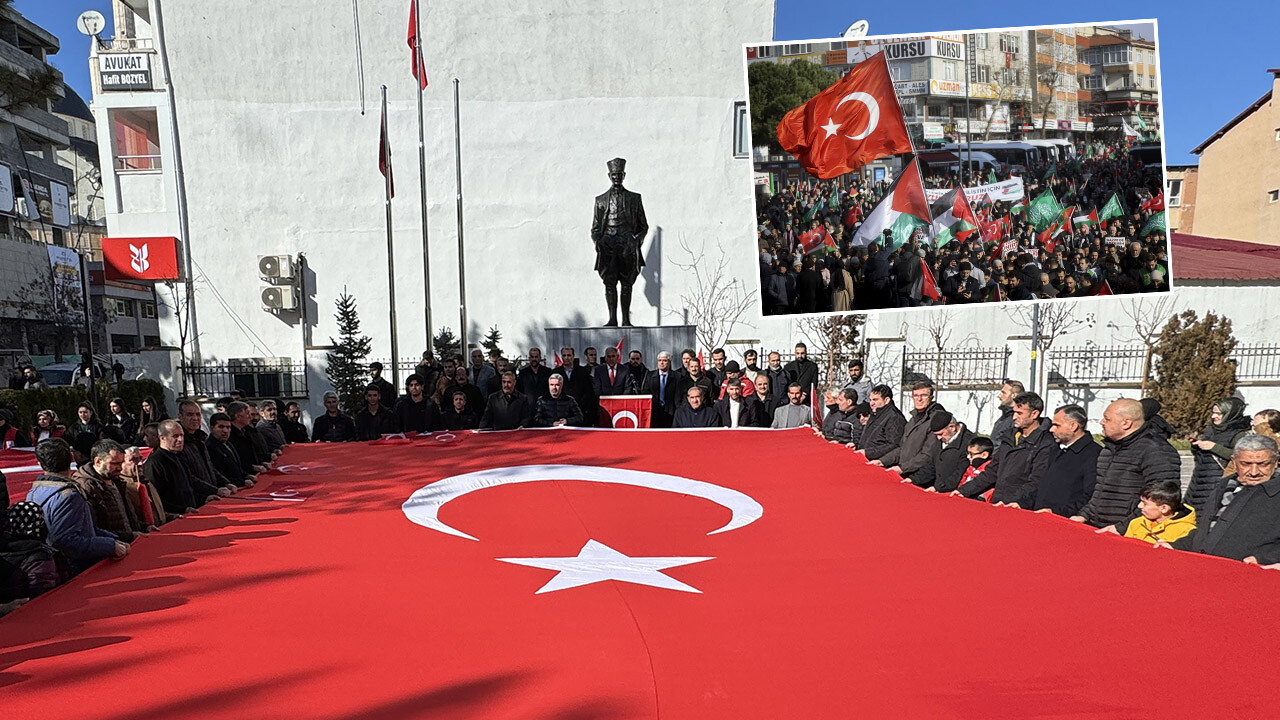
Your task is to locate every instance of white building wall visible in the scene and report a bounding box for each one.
[130,0,773,370]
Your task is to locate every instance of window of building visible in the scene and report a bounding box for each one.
[111,334,137,353]
[143,335,162,348]
[1167,179,1182,207]
[1102,46,1130,65]
[113,299,135,317]
[140,301,157,319]
[999,34,1019,54]
[1275,128,1280,141]
[927,103,948,120]
[1270,190,1279,204]
[783,44,810,56]
[755,45,774,58]
[110,108,162,171]
[976,65,989,83]
[1149,75,1155,89]
[943,62,955,81]
[732,101,749,159]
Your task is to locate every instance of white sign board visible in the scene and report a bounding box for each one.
[0,164,12,216]
[50,181,71,227]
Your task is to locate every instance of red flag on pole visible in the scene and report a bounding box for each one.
[407,0,428,90]
[775,52,913,179]
[554,350,563,367]
[379,96,395,198]
[921,258,941,303]
[1141,191,1164,212]
[811,384,824,429]
[616,337,625,354]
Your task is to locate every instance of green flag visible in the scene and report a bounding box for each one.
[987,169,997,184]
[804,204,817,223]
[1136,115,1148,131]
[1043,166,1056,182]
[1027,190,1062,232]
[1139,211,1166,237]
[1099,192,1126,222]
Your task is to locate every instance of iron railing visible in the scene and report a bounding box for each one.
[903,348,1010,388]
[1230,344,1280,382]
[1048,346,1148,385]
[180,361,308,399]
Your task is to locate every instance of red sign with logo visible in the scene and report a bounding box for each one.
[102,236,181,281]
[599,395,652,428]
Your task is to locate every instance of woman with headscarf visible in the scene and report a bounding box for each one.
[1184,397,1252,517]
[829,255,853,312]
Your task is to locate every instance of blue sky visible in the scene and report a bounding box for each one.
[24,0,1278,165]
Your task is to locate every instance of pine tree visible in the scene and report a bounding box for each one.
[1148,310,1237,436]
[481,325,503,360]
[433,327,461,362]
[325,290,372,415]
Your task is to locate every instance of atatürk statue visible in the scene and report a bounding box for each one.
[591,157,649,327]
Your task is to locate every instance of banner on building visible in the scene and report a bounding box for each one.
[102,236,182,281]
[46,245,84,324]
[99,52,153,91]
[50,181,71,227]
[924,177,1025,204]
[599,396,652,429]
[0,164,12,216]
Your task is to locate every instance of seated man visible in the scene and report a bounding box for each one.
[71,439,143,542]
[440,388,481,431]
[207,413,255,488]
[929,411,974,494]
[146,419,230,516]
[481,371,535,430]
[1170,435,1280,565]
[535,375,584,427]
[256,400,288,454]
[280,402,311,444]
[312,391,357,442]
[770,382,812,429]
[822,388,860,445]
[226,401,270,475]
[394,374,438,433]
[714,379,762,429]
[674,386,721,428]
[354,384,402,440]
[25,438,129,575]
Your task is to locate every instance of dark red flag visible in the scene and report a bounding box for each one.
[407,0,428,90]
[379,106,395,198]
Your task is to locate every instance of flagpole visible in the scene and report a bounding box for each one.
[963,33,973,182]
[453,77,468,355]
[414,0,433,353]
[381,85,401,391]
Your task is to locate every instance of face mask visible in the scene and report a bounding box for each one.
[970,455,989,468]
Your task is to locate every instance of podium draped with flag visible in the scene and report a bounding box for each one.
[599,395,653,428]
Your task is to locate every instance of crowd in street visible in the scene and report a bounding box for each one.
[5,341,1280,615]
[757,138,1170,313]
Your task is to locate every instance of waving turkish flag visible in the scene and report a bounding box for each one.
[776,52,912,179]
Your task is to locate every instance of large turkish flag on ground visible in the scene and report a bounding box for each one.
[1,447,42,504]
[5,429,1280,718]
[776,51,912,179]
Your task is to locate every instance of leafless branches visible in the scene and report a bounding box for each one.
[666,235,757,352]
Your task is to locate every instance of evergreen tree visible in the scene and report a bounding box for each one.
[433,327,461,362]
[748,60,839,152]
[325,291,372,415]
[481,325,503,360]
[1148,310,1238,436]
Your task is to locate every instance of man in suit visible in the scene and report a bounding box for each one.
[593,346,630,398]
[771,383,812,429]
[591,157,649,327]
[1171,434,1280,566]
[783,343,819,397]
[1031,404,1102,517]
[551,346,597,427]
[517,347,552,399]
[644,351,680,428]
[715,379,763,429]
[929,411,974,494]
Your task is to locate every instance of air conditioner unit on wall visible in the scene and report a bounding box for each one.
[261,286,297,311]
[258,255,295,281]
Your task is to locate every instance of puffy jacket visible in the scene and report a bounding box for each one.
[989,418,1057,506]
[0,538,66,598]
[859,403,907,462]
[26,474,118,575]
[534,396,584,427]
[1117,505,1197,544]
[880,402,945,487]
[1079,424,1181,527]
[822,408,860,444]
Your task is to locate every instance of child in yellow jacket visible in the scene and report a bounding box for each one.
[1100,479,1197,544]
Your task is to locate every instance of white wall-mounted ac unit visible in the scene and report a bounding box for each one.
[258,254,295,281]
[261,286,297,311]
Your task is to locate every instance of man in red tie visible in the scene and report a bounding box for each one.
[593,346,630,398]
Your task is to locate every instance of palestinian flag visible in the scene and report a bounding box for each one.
[1043,166,1057,182]
[1073,208,1100,230]
[921,259,941,303]
[849,159,932,250]
[1098,192,1127,222]
[1139,211,1167,238]
[929,187,980,247]
[799,226,837,255]
[1026,189,1063,232]
[1009,198,1029,217]
[1136,114,1148,131]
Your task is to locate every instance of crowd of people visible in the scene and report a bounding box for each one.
[757,138,1170,313]
[5,341,1280,615]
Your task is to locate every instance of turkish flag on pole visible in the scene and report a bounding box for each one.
[407,0,428,90]
[810,384,824,429]
[599,396,652,428]
[379,100,394,198]
[776,52,912,179]
[921,258,942,303]
[1141,191,1164,211]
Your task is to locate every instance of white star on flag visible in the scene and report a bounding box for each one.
[497,539,714,594]
[820,118,842,138]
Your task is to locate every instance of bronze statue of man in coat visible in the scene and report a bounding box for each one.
[591,157,649,327]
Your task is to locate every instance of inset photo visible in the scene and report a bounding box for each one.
[745,21,1168,316]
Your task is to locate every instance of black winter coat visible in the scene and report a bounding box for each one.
[859,403,907,462]
[881,402,945,487]
[1079,424,1181,527]
[1185,401,1251,518]
[1031,434,1103,517]
[934,426,974,494]
[481,391,535,430]
[989,418,1057,506]
[990,405,1016,450]
[1172,471,1280,564]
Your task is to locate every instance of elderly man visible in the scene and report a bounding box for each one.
[674,386,722,428]
[535,375,584,427]
[593,346,630,398]
[552,346,597,426]
[715,379,762,429]
[312,391,356,442]
[823,388,860,444]
[481,371,535,430]
[256,400,288,453]
[769,383,811,429]
[468,349,500,398]
[873,381,944,488]
[644,351,680,428]
[1170,434,1280,565]
[764,352,790,403]
[857,385,907,461]
[929,411,974,494]
[146,419,230,516]
[754,374,781,424]
[1072,398,1181,527]
[1031,404,1102,517]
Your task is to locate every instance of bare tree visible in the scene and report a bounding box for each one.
[665,235,757,352]
[797,314,865,386]
[1003,301,1095,394]
[157,280,197,395]
[1117,295,1174,394]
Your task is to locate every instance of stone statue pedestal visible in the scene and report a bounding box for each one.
[545,325,696,362]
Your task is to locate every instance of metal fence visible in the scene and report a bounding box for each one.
[903,348,1009,388]
[1230,344,1280,382]
[180,361,309,400]
[1047,346,1148,385]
